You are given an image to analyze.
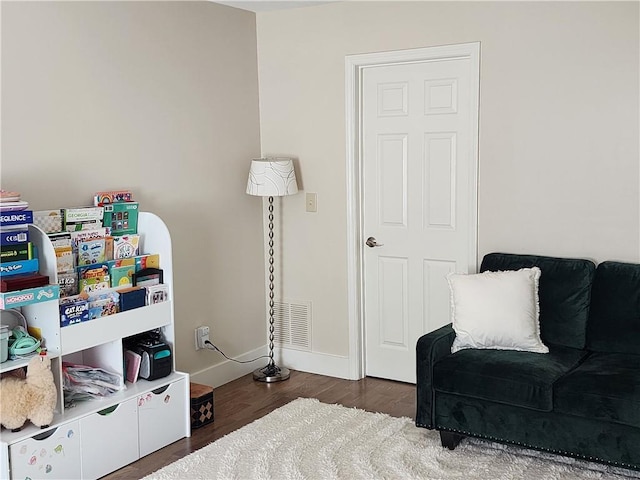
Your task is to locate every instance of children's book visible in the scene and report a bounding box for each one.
[113,235,140,259]
[58,271,78,298]
[94,190,134,206]
[136,254,160,271]
[69,228,108,249]
[77,263,110,294]
[55,245,74,273]
[77,238,106,266]
[110,264,134,288]
[124,349,141,383]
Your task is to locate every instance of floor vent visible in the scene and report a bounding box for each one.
[273,300,311,351]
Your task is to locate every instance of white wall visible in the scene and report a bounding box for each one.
[1,1,266,385]
[2,1,638,384]
[256,1,640,369]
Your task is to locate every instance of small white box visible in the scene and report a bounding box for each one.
[9,421,81,480]
[80,399,139,479]
[138,378,188,457]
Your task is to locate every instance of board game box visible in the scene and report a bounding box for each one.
[102,202,139,236]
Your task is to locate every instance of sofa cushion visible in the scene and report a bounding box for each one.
[480,253,595,350]
[447,267,548,354]
[587,261,640,354]
[432,346,587,411]
[554,352,640,428]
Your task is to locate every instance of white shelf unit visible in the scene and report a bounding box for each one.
[0,212,190,480]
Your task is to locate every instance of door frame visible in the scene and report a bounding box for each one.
[345,42,481,380]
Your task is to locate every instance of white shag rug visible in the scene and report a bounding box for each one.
[144,398,640,480]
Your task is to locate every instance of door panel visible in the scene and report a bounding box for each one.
[363,56,478,383]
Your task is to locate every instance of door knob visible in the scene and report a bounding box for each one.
[366,236,384,248]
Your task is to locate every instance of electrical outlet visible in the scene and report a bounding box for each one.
[195,325,210,350]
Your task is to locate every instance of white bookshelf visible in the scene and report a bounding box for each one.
[0,212,190,480]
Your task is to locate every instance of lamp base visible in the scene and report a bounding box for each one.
[253,364,290,383]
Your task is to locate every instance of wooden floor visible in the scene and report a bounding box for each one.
[104,370,416,479]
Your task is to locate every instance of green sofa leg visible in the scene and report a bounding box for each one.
[440,431,465,450]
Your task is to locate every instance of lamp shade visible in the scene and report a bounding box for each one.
[246,158,298,197]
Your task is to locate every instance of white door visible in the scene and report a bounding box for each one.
[363,55,479,383]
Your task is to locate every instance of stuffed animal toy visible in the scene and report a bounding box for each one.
[0,352,57,432]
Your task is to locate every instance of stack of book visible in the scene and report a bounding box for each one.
[0,190,43,286]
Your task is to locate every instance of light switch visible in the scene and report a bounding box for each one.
[306,193,317,213]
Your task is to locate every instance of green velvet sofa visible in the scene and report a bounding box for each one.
[416,252,640,472]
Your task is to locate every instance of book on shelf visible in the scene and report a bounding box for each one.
[0,228,29,246]
[77,238,106,266]
[62,206,104,232]
[58,271,78,297]
[113,234,140,259]
[124,349,142,383]
[94,190,134,206]
[77,263,110,294]
[55,245,74,273]
[0,258,39,277]
[0,242,33,263]
[0,210,33,228]
[110,264,134,288]
[0,273,49,293]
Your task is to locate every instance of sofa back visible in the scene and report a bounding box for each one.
[480,253,596,350]
[587,261,640,354]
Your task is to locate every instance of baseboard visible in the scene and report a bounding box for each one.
[189,345,268,388]
[279,348,354,380]
[190,345,357,388]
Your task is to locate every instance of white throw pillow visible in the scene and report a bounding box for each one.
[447,267,549,354]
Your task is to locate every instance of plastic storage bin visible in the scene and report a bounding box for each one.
[9,421,81,480]
[80,399,139,479]
[138,378,188,457]
[0,325,8,362]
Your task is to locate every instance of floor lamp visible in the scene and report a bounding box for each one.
[246,158,298,382]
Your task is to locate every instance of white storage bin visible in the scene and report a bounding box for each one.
[138,378,187,457]
[80,398,139,479]
[9,421,81,480]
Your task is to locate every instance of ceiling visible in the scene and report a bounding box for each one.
[213,0,335,13]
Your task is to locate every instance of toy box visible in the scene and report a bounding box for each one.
[117,286,146,311]
[190,382,214,429]
[0,228,29,246]
[63,206,103,232]
[0,242,33,263]
[0,258,39,277]
[59,297,90,327]
[0,285,60,309]
[33,210,63,234]
[102,202,139,236]
[0,210,33,228]
[0,273,49,293]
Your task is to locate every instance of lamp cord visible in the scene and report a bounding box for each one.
[204,340,270,364]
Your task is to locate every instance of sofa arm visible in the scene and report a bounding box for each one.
[416,324,456,429]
